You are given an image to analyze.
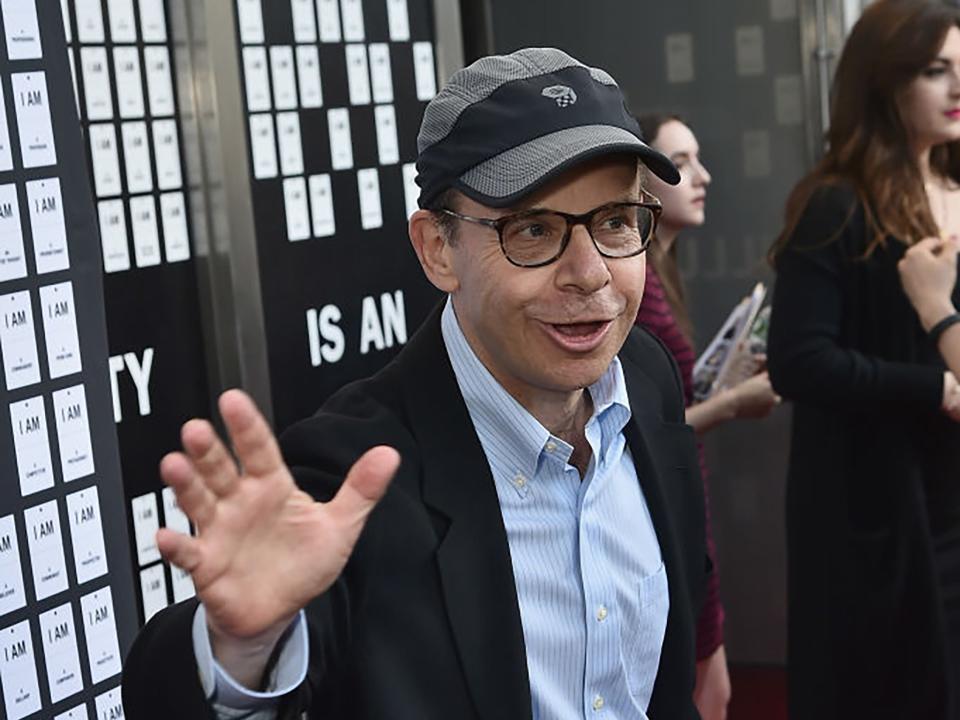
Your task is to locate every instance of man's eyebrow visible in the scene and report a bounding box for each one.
[670,151,692,163]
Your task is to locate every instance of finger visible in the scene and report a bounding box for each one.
[157,527,204,574]
[160,451,216,529]
[329,445,400,526]
[181,418,240,498]
[219,389,286,477]
[915,236,945,253]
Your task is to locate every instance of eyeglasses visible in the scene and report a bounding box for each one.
[435,196,662,268]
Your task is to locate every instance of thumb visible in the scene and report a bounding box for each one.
[329,445,400,524]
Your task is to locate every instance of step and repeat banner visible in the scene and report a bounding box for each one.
[0,2,139,719]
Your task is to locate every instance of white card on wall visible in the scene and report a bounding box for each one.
[665,33,694,83]
[114,46,145,118]
[276,111,304,176]
[68,51,79,115]
[0,183,26,282]
[130,492,160,565]
[295,45,323,108]
[81,47,113,121]
[775,74,803,126]
[402,162,418,219]
[374,104,399,165]
[0,290,40,390]
[368,44,393,104]
[1,0,42,61]
[122,121,154,194]
[743,129,772,178]
[66,486,109,585]
[771,0,797,20]
[735,25,765,76]
[144,46,175,117]
[28,178,69,274]
[327,108,353,170]
[95,687,123,720]
[24,500,68,601]
[160,191,190,262]
[107,0,137,42]
[270,46,298,111]
[89,124,123,198]
[153,119,183,190]
[283,177,310,242]
[98,199,130,273]
[357,168,382,230]
[316,0,341,42]
[80,587,122,684]
[345,44,371,105]
[75,0,105,43]
[412,42,436,101]
[60,0,71,43]
[39,603,83,703]
[0,85,14,172]
[139,564,167,622]
[236,0,264,44]
[308,174,335,237]
[0,620,42,720]
[10,396,54,497]
[40,281,82,380]
[386,0,410,41]
[0,515,26,617]
[242,46,272,112]
[12,73,56,169]
[139,0,167,42]
[55,705,89,720]
[52,384,95,482]
[249,113,278,179]
[170,564,195,603]
[161,486,190,535]
[340,0,364,41]
[291,0,317,42]
[130,194,161,267]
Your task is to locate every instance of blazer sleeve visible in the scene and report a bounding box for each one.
[767,185,944,413]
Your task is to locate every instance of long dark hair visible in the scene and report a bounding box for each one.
[770,0,960,263]
[637,112,695,343]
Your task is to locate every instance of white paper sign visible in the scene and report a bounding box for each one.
[53,384,95,482]
[122,121,153,194]
[12,73,56,169]
[242,46,271,112]
[28,178,69,274]
[10,396,53,496]
[0,183,26,282]
[40,282,82,380]
[270,46,298,110]
[295,45,323,108]
[327,108,353,170]
[139,0,167,42]
[160,191,190,262]
[2,0,42,60]
[75,0,105,43]
[161,486,190,535]
[56,704,89,720]
[340,0,364,41]
[374,104,399,165]
[369,44,394,104]
[402,162,418,219]
[24,500,68,601]
[144,46,175,117]
[67,486,109,585]
[130,194,161,267]
[107,0,137,42]
[283,177,310,242]
[139,564,167,622]
[412,42,436,101]
[98,199,131,273]
[0,620,42,720]
[309,174,335,237]
[276,111,303,176]
[291,0,317,42]
[81,587,122,684]
[345,44,371,105]
[743,129,772,178]
[153,119,183,190]
[665,33,694,83]
[316,0,342,42]
[131,492,160,565]
[357,168,382,230]
[735,25,765,76]
[0,516,27,617]
[39,603,83,703]
[81,47,113,121]
[386,0,410,41]
[0,290,40,390]
[170,564,195,603]
[89,124,122,198]
[0,85,14,172]
[114,46,145,118]
[249,113,278,179]
[95,686,124,720]
[775,74,803,126]
[236,0,264,43]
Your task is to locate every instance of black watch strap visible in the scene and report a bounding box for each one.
[930,312,960,346]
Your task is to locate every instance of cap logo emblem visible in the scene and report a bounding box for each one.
[541,85,578,107]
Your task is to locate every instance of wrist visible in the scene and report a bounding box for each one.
[718,387,739,421]
[209,616,296,690]
[918,301,958,332]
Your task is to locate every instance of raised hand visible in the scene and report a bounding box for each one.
[156,389,399,686]
[729,371,780,419]
[898,236,959,330]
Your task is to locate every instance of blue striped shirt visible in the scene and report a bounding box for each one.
[441,298,669,719]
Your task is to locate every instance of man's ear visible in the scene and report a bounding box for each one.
[409,209,459,293]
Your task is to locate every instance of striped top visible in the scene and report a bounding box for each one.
[635,262,724,660]
[442,298,669,719]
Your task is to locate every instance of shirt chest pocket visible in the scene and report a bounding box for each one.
[620,562,670,710]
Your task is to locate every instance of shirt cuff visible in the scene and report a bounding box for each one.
[192,604,309,711]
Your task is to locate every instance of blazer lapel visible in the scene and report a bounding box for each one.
[397,308,533,720]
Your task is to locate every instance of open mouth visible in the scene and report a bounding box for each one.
[541,320,613,352]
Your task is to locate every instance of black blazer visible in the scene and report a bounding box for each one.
[769,184,960,720]
[122,305,708,720]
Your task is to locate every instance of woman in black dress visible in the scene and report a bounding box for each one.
[768,1,960,717]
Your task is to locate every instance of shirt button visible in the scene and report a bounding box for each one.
[513,474,527,488]
[592,695,605,711]
[596,605,608,622]
[545,441,557,453]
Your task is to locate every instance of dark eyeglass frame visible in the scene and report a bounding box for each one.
[434,196,663,268]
